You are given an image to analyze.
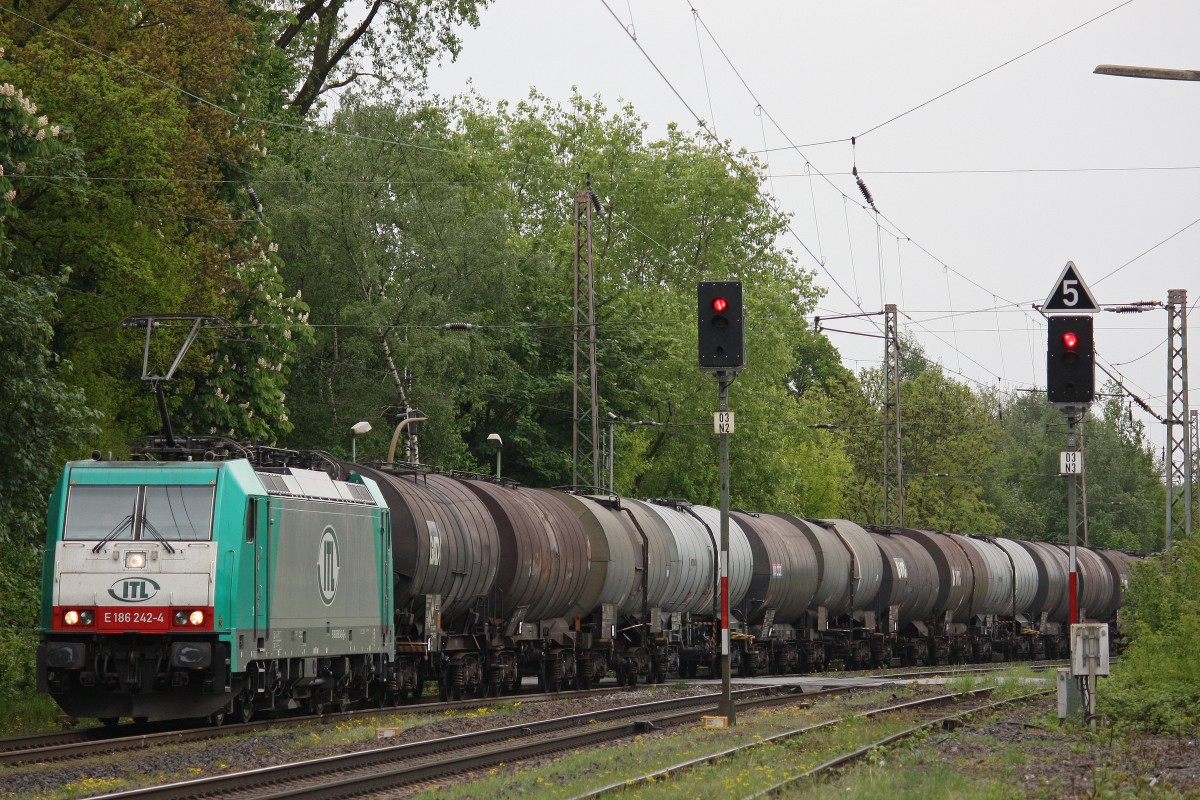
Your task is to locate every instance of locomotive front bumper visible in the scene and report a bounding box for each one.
[38,635,230,721]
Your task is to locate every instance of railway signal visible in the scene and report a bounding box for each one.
[697,281,744,370]
[1046,315,1095,404]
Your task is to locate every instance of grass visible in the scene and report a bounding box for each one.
[405,687,957,800]
[0,695,70,737]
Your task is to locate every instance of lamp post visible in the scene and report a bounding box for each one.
[350,420,372,462]
[487,433,503,479]
[1094,64,1200,82]
[386,410,427,467]
[606,413,617,493]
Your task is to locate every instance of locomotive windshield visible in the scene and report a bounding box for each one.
[64,484,215,542]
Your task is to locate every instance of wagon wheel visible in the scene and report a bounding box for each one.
[234,697,254,724]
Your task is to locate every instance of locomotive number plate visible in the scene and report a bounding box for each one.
[97,608,169,631]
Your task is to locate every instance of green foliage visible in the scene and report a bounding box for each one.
[984,391,1163,548]
[1102,538,1200,734]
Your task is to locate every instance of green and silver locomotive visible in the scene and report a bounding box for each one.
[37,444,394,724]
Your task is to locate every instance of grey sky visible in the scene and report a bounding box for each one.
[424,1,1199,457]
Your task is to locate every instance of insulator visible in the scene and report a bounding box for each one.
[856,176,875,207]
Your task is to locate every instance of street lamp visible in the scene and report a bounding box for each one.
[350,420,371,462]
[386,409,427,467]
[1094,64,1200,82]
[487,433,503,479]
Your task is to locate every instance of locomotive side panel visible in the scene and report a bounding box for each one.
[262,497,388,659]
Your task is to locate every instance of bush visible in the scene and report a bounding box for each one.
[1101,537,1200,734]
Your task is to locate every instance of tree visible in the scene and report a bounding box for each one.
[445,91,838,508]
[2,2,310,447]
[259,97,521,466]
[984,390,1163,549]
[1102,538,1200,733]
[264,0,490,116]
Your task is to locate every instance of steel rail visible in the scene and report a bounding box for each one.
[0,684,624,767]
[569,687,1000,799]
[743,689,1053,799]
[83,686,799,800]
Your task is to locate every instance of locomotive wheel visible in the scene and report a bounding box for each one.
[208,709,226,727]
[234,698,254,724]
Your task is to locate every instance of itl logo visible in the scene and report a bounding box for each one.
[108,577,161,603]
[317,526,340,606]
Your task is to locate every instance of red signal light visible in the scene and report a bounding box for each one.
[712,297,728,313]
[1062,331,1079,350]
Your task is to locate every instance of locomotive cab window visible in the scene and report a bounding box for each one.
[64,484,215,542]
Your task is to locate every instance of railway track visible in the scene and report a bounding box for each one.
[570,687,1052,798]
[0,684,625,768]
[1,659,1066,770]
[48,684,815,799]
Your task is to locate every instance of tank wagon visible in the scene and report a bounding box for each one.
[38,442,1138,723]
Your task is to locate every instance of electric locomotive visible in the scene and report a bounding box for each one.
[37,440,393,724]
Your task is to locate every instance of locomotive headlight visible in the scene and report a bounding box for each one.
[174,610,188,626]
[125,551,147,569]
[188,610,205,626]
[79,610,94,625]
[63,610,80,626]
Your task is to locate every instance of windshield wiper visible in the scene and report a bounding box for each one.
[91,514,134,553]
[140,519,176,554]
